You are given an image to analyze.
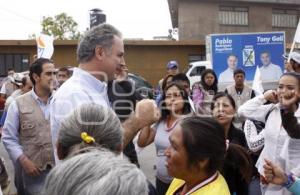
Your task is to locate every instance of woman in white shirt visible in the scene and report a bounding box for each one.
[238,72,300,195]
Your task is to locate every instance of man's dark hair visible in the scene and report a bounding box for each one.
[21,76,28,86]
[180,116,226,174]
[8,68,14,72]
[29,58,53,86]
[58,67,71,76]
[172,73,190,86]
[234,69,245,77]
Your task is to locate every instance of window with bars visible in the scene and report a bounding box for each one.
[219,6,249,26]
[272,9,299,28]
[0,54,30,76]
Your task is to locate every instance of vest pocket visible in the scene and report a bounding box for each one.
[20,121,35,137]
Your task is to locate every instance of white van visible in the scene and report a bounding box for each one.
[186,61,212,88]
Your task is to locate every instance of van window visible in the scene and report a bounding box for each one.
[190,66,206,77]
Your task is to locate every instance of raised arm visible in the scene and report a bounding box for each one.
[243,120,265,152]
[137,126,156,147]
[122,99,160,148]
[238,91,276,122]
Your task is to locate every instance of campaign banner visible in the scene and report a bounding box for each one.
[210,32,285,83]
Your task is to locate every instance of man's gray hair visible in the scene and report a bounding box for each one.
[58,103,123,158]
[43,149,149,195]
[77,23,122,63]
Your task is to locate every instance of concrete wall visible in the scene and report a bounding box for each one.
[125,44,203,86]
[178,0,299,43]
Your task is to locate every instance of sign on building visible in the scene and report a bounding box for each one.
[210,32,285,83]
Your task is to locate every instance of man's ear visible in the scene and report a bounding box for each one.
[116,143,123,154]
[32,73,39,83]
[57,142,65,160]
[95,46,106,61]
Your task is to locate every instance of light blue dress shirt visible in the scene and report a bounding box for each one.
[50,68,110,163]
[2,89,52,163]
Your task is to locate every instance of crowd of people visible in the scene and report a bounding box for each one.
[0,23,299,195]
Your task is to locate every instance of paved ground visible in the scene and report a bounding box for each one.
[0,141,157,194]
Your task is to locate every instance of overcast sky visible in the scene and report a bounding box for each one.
[0,0,172,40]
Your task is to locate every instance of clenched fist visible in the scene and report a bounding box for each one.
[264,90,278,104]
[135,99,160,127]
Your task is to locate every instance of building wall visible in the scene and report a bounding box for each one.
[0,42,204,86]
[125,44,203,86]
[0,45,78,67]
[178,0,299,43]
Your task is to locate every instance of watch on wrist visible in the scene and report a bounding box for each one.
[283,173,295,189]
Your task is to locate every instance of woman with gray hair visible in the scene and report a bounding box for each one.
[49,103,155,195]
[56,103,123,159]
[43,149,148,195]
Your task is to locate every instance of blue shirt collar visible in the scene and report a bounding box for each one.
[31,88,52,105]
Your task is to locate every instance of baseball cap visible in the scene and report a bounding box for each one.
[290,52,300,64]
[167,60,178,69]
[12,73,24,86]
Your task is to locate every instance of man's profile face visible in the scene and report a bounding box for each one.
[260,53,271,66]
[227,56,237,70]
[101,36,125,81]
[35,63,56,92]
[167,67,179,76]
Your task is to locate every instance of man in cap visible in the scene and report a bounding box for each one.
[0,71,20,99]
[157,60,179,91]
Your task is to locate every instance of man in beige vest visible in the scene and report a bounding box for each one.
[225,69,255,128]
[2,58,56,195]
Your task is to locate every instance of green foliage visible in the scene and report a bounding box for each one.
[41,13,81,40]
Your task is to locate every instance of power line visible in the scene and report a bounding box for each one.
[0,7,40,25]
